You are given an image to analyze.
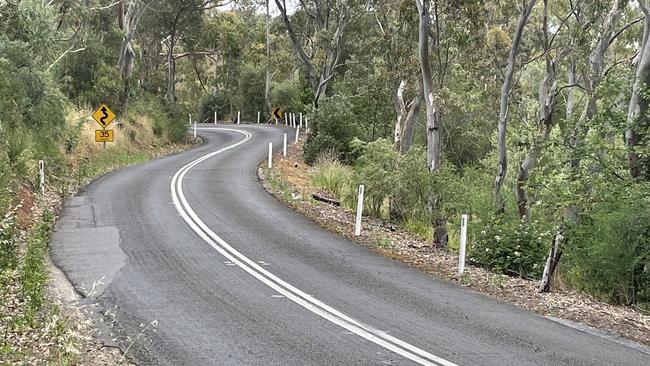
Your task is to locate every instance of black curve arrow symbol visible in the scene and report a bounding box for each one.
[100,106,109,126]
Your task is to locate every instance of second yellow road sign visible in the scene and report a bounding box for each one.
[95,130,114,142]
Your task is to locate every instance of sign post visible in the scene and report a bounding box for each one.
[355,185,365,236]
[458,214,469,276]
[38,160,45,196]
[283,133,287,157]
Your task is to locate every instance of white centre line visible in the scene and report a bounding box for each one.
[170,127,458,366]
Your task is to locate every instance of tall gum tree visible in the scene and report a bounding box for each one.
[493,0,537,214]
[274,0,362,108]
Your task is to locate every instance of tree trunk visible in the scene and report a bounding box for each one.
[166,40,176,105]
[515,0,555,222]
[626,1,650,179]
[264,0,272,114]
[539,231,563,292]
[117,1,145,116]
[494,0,537,214]
[416,0,440,172]
[393,80,406,151]
[416,0,446,247]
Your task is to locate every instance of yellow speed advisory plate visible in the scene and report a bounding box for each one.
[95,129,114,142]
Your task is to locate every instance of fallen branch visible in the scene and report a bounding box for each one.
[312,193,340,206]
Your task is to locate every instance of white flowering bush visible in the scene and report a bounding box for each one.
[470,217,551,278]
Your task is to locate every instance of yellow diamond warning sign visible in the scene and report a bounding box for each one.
[92,103,116,129]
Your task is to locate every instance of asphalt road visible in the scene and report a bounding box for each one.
[51,124,650,365]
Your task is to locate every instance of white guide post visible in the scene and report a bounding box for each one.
[189,113,192,126]
[257,111,260,124]
[214,111,217,124]
[237,111,241,124]
[38,160,45,196]
[300,113,303,128]
[458,214,469,276]
[193,122,197,138]
[285,113,288,126]
[295,126,300,143]
[354,185,365,236]
[305,118,309,132]
[268,142,273,169]
[293,113,297,128]
[283,133,287,157]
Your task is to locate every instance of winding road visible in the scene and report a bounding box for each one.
[51,124,650,365]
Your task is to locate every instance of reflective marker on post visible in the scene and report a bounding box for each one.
[283,133,287,157]
[354,185,365,236]
[268,142,273,169]
[38,160,45,196]
[458,214,469,276]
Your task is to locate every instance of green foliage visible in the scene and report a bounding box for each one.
[131,95,187,142]
[75,64,122,109]
[354,138,400,216]
[0,210,17,270]
[200,92,231,122]
[271,80,302,113]
[471,218,551,278]
[21,211,54,322]
[563,184,650,306]
[304,98,361,164]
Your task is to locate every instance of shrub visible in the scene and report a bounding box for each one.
[0,209,17,270]
[470,217,551,278]
[563,184,650,306]
[304,98,360,165]
[392,147,432,221]
[354,138,399,217]
[311,151,355,200]
[200,92,231,122]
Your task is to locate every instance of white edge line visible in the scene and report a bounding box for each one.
[171,127,458,366]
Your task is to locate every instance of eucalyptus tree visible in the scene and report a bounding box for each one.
[274,0,367,108]
[493,0,537,215]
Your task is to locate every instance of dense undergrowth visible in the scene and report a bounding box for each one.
[308,125,650,311]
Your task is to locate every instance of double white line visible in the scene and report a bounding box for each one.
[170,128,458,366]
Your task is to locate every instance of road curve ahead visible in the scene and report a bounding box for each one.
[52,125,650,365]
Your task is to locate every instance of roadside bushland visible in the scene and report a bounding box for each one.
[305,97,650,312]
[0,3,192,360]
